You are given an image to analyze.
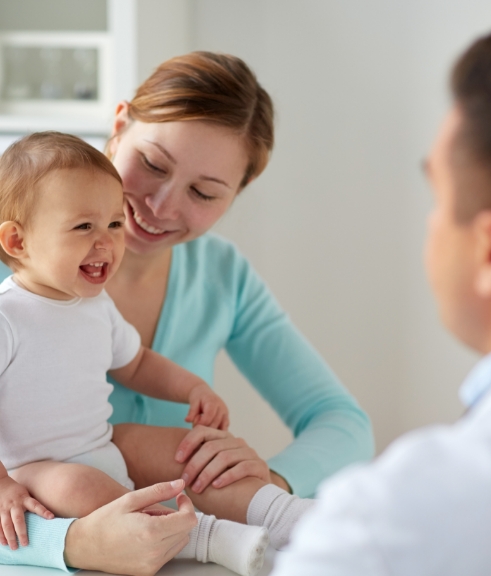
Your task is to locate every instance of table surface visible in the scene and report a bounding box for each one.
[0,547,278,576]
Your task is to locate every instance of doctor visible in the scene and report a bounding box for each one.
[271,32,491,576]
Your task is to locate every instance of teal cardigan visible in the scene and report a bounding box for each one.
[0,233,374,570]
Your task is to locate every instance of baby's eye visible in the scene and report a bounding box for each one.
[75,223,91,230]
[109,221,123,229]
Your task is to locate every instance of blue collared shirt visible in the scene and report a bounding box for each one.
[459,353,491,408]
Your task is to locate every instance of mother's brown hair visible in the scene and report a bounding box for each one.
[124,51,274,189]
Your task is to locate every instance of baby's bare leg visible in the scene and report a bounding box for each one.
[113,424,265,523]
[114,424,315,552]
[10,461,129,518]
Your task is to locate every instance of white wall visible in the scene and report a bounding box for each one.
[186,0,491,455]
[2,1,490,460]
[136,0,192,84]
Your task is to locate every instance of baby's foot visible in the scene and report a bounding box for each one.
[209,522,269,576]
[175,512,269,576]
[247,484,316,549]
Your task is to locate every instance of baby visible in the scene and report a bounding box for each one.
[0,132,269,576]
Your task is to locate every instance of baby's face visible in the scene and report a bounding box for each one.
[17,167,125,300]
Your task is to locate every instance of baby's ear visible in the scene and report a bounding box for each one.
[0,221,26,261]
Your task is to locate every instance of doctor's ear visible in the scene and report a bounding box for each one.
[0,221,26,261]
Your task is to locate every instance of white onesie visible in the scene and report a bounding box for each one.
[0,276,141,472]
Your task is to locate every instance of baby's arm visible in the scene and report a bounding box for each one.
[0,461,54,550]
[109,346,229,430]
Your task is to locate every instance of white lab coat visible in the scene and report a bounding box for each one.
[271,354,491,576]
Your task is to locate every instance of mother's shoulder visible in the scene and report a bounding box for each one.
[180,233,248,270]
[177,234,254,293]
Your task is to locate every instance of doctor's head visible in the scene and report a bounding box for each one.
[425,33,491,352]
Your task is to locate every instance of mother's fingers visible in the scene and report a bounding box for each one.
[180,437,248,487]
[175,491,194,514]
[63,483,197,575]
[212,460,271,489]
[120,479,186,514]
[190,448,270,493]
[161,532,191,565]
[175,425,231,463]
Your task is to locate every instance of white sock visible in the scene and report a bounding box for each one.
[246,484,315,550]
[175,512,269,576]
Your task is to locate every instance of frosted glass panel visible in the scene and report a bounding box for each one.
[2,45,99,101]
[0,0,107,32]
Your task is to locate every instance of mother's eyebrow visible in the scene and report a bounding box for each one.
[145,140,177,164]
[145,139,232,189]
[198,175,232,189]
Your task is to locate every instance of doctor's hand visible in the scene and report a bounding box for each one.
[64,479,197,576]
[175,425,291,494]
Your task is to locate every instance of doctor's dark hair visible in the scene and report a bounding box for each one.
[451,32,491,222]
[0,131,122,269]
[126,51,274,189]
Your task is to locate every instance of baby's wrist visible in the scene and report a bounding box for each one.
[190,382,209,398]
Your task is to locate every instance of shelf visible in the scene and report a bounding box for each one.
[0,114,111,136]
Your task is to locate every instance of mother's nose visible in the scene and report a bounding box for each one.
[145,183,181,220]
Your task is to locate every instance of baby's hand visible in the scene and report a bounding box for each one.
[186,385,230,431]
[0,475,54,549]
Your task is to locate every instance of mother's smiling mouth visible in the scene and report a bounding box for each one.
[129,204,167,235]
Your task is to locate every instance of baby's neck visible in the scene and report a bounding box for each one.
[12,273,75,301]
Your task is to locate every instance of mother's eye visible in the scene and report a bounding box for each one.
[142,155,166,174]
[192,187,214,201]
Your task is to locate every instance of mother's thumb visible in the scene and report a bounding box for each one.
[119,480,185,513]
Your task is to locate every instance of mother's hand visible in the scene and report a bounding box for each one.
[64,479,196,576]
[175,425,287,493]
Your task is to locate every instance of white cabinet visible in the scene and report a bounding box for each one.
[0,0,190,136]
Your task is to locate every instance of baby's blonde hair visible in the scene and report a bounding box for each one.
[0,131,122,269]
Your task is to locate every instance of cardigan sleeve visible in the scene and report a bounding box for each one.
[225,252,375,497]
[0,514,77,571]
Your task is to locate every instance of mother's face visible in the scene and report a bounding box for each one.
[109,105,249,255]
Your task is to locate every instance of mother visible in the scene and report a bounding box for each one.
[0,52,373,573]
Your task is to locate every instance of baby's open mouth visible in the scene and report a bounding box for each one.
[79,262,108,283]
